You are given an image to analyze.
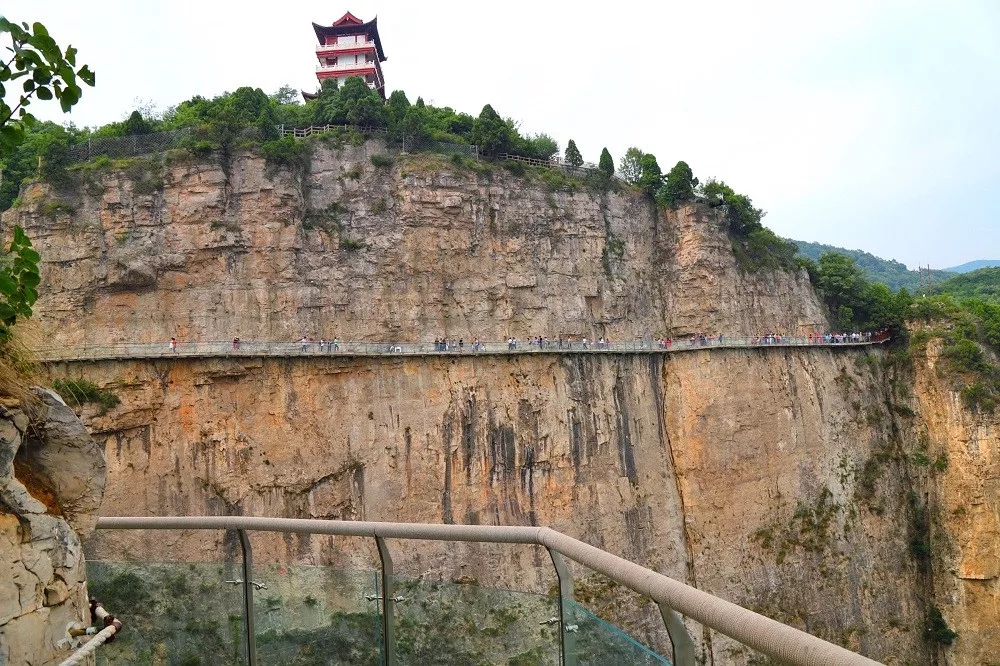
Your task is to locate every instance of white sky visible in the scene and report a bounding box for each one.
[7,0,1000,269]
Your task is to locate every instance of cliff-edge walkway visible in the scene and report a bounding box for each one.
[37,335,889,363]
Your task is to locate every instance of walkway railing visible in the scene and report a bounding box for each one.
[37,335,887,363]
[94,516,881,666]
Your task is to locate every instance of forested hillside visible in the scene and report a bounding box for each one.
[791,239,953,291]
[933,267,1000,304]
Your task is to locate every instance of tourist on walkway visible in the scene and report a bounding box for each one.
[169,337,177,353]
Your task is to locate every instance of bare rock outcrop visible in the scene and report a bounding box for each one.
[0,389,106,664]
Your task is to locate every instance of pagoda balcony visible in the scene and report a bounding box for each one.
[316,62,378,74]
[316,41,373,53]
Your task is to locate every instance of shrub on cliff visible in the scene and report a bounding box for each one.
[51,378,120,414]
[700,179,761,235]
[260,136,311,174]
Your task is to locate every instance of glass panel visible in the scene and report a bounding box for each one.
[392,575,561,666]
[87,558,247,665]
[252,563,382,665]
[567,599,671,665]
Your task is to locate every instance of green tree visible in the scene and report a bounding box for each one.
[0,18,95,154]
[701,179,763,236]
[123,110,153,135]
[638,153,663,195]
[598,147,614,177]
[521,133,558,160]
[269,84,299,105]
[564,139,583,166]
[400,105,430,144]
[658,160,697,206]
[618,147,643,184]
[0,18,93,333]
[386,89,411,133]
[470,104,509,156]
[338,77,388,128]
[815,252,909,330]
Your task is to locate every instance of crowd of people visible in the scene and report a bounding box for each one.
[162,330,891,354]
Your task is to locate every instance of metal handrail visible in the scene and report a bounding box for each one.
[36,336,887,363]
[96,516,882,666]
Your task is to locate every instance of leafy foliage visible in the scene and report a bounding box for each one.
[470,104,509,156]
[314,77,387,127]
[658,161,697,206]
[618,147,643,184]
[911,292,1000,414]
[564,139,583,166]
[813,252,909,331]
[925,607,958,646]
[636,153,662,195]
[0,18,95,155]
[0,226,40,333]
[702,179,759,235]
[51,377,120,413]
[598,147,613,177]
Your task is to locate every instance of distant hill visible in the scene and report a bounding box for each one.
[933,267,1000,304]
[941,259,1000,274]
[790,239,954,292]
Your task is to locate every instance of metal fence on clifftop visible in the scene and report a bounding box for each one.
[67,129,193,162]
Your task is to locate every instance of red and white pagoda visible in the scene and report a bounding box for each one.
[312,12,387,98]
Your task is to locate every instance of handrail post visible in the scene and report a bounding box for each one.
[375,536,396,666]
[547,548,577,666]
[658,603,696,666]
[237,529,257,666]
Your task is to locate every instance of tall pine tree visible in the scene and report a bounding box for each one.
[598,147,614,177]
[564,139,583,167]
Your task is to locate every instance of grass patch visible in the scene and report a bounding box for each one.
[370,153,393,168]
[40,200,76,217]
[52,377,120,414]
[303,202,346,232]
[340,236,366,251]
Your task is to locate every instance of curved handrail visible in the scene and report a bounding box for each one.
[96,516,883,666]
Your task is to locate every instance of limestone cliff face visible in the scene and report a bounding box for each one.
[910,338,1000,665]
[0,388,107,665]
[13,142,990,664]
[52,349,930,664]
[4,141,825,346]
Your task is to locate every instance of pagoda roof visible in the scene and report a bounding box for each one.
[312,15,386,62]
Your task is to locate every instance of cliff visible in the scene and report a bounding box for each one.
[910,338,1000,665]
[5,142,825,345]
[5,139,994,664]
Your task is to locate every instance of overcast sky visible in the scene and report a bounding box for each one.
[7,0,999,269]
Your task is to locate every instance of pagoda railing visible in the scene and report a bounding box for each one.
[316,62,378,73]
[316,41,373,51]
